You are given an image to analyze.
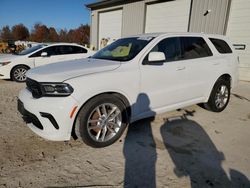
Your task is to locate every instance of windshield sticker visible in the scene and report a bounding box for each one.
[137,37,153,41]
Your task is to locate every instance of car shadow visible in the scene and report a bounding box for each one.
[123,93,250,188]
[161,112,250,187]
[123,93,157,188]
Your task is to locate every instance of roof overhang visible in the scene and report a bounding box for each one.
[86,0,141,10]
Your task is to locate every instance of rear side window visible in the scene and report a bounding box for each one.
[180,37,213,60]
[209,38,232,54]
[72,46,88,54]
[57,45,87,55]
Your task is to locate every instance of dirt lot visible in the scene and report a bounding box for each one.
[0,79,250,188]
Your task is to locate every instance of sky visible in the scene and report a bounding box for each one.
[0,0,97,31]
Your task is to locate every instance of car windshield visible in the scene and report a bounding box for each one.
[18,45,45,55]
[91,37,154,61]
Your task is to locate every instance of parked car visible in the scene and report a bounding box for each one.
[0,43,95,82]
[18,33,238,147]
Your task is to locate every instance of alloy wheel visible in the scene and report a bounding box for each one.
[87,103,122,142]
[215,85,229,109]
[13,68,27,81]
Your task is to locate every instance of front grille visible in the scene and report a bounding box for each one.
[26,78,43,98]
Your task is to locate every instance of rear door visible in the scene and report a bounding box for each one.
[59,45,90,60]
[179,36,215,99]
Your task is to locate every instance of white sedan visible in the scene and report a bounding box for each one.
[0,43,95,82]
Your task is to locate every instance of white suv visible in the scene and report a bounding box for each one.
[0,43,94,82]
[18,33,238,147]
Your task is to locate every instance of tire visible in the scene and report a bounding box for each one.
[11,65,29,82]
[204,79,230,112]
[75,94,129,147]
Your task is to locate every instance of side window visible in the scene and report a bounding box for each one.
[150,37,181,62]
[209,38,232,54]
[44,46,59,56]
[71,46,88,54]
[29,46,58,57]
[56,46,73,55]
[55,45,87,55]
[180,37,212,60]
[29,50,42,58]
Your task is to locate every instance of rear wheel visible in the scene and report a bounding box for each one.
[11,65,29,82]
[75,94,128,147]
[204,79,230,112]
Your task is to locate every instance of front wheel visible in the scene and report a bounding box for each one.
[204,79,230,112]
[75,94,128,147]
[11,65,29,82]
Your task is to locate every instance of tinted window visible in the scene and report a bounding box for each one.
[56,46,87,54]
[209,38,232,54]
[57,46,72,55]
[29,45,87,57]
[72,46,87,54]
[20,45,45,56]
[29,46,59,57]
[180,37,212,60]
[150,37,181,62]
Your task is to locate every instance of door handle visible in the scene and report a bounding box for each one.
[176,67,186,71]
[213,62,220,65]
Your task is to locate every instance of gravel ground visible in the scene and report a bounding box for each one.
[0,79,250,188]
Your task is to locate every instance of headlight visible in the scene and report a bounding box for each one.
[40,83,74,97]
[0,61,11,66]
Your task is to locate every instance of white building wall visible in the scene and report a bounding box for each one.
[226,0,250,81]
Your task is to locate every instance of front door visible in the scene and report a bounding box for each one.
[31,46,64,67]
[139,37,189,113]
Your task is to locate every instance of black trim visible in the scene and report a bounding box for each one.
[142,59,164,65]
[17,99,44,130]
[187,0,193,32]
[233,44,246,50]
[40,112,59,130]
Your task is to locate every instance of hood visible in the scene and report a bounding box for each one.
[0,54,20,62]
[26,58,121,82]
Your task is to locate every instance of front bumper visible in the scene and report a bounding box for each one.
[18,88,79,141]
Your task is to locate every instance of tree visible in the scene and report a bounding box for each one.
[0,23,90,44]
[67,29,76,43]
[58,29,68,42]
[0,25,13,42]
[66,24,90,45]
[12,24,29,41]
[48,27,59,42]
[77,24,90,44]
[30,23,49,42]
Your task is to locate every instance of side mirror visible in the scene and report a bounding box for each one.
[143,52,166,65]
[41,52,48,57]
[148,52,166,62]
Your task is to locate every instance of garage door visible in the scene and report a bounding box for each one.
[98,9,122,49]
[145,0,191,33]
[226,0,250,81]
[189,0,230,34]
